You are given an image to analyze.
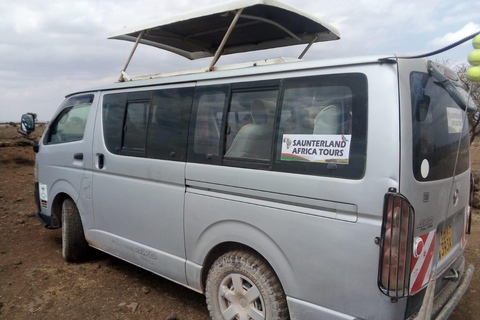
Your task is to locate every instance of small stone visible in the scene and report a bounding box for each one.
[118,302,126,307]
[77,267,86,276]
[473,193,480,208]
[16,197,23,202]
[14,261,22,266]
[166,314,178,320]
[127,302,138,312]
[141,286,150,294]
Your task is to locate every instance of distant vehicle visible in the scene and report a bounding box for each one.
[21,0,476,319]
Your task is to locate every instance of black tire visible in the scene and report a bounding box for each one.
[205,250,289,320]
[62,199,89,262]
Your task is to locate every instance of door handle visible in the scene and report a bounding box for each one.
[97,154,105,169]
[74,153,84,160]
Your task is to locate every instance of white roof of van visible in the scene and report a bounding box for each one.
[71,55,397,96]
[108,0,340,60]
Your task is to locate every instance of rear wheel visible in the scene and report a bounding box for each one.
[205,250,289,320]
[61,199,88,262]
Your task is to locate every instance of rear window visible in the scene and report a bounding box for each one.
[411,72,470,181]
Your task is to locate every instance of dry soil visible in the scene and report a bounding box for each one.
[0,124,478,319]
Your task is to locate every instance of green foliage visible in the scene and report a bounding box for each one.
[456,64,480,143]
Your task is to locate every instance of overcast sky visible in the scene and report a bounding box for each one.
[0,0,479,122]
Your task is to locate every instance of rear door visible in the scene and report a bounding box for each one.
[398,59,470,297]
[91,84,195,285]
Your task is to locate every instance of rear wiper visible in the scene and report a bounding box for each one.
[428,61,477,112]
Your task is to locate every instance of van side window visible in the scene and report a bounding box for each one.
[273,74,367,179]
[224,90,278,161]
[102,91,152,157]
[45,94,94,145]
[146,87,194,161]
[189,86,229,164]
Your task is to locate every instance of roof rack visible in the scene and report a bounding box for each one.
[109,0,340,82]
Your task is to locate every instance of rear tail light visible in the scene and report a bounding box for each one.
[378,192,415,299]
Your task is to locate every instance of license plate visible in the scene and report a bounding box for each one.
[439,226,453,259]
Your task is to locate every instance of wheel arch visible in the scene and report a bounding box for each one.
[190,221,296,296]
[49,179,80,228]
[50,192,73,228]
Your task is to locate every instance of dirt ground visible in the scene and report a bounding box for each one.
[0,123,479,319]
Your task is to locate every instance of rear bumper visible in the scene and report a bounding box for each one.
[434,264,474,320]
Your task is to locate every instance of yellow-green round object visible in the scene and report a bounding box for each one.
[469,49,480,66]
[473,34,480,49]
[466,66,480,82]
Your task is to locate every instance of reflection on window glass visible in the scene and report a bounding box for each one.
[146,88,194,161]
[123,102,150,150]
[280,86,352,136]
[193,92,226,156]
[103,93,127,154]
[46,94,93,144]
[224,90,278,160]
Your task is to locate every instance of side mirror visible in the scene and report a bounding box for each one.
[21,113,36,133]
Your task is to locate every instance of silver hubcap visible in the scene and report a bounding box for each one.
[218,273,265,320]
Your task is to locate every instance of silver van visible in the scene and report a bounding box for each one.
[21,1,475,319]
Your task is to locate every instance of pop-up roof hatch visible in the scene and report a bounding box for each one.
[109,0,340,81]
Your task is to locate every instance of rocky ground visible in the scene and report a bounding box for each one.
[0,123,479,319]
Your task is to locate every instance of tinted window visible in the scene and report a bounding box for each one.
[189,86,229,163]
[146,87,194,161]
[103,93,127,154]
[411,72,470,181]
[273,74,367,179]
[123,101,150,151]
[45,94,93,144]
[102,91,151,156]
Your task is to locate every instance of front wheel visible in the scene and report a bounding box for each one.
[62,198,89,262]
[205,250,289,320]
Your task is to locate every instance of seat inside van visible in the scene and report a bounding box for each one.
[225,99,275,160]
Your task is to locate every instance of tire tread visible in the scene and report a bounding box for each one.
[62,199,88,262]
[205,250,289,320]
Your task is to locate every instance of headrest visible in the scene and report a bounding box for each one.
[297,106,323,129]
[251,99,276,124]
[313,105,342,134]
